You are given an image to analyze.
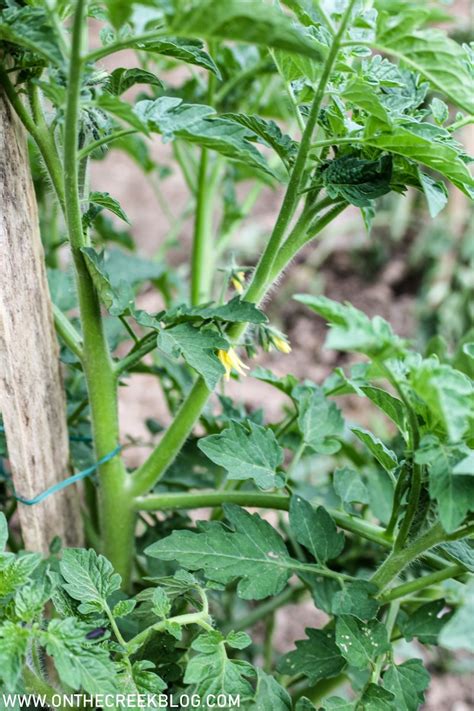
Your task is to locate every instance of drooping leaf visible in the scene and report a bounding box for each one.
[418,170,448,218]
[221,113,298,168]
[146,504,293,600]
[198,420,284,490]
[142,37,220,76]
[277,628,346,683]
[162,297,267,326]
[296,387,344,454]
[108,68,164,95]
[321,154,393,207]
[157,323,228,390]
[382,658,430,711]
[289,496,344,565]
[87,191,130,225]
[333,467,370,505]
[351,427,398,472]
[59,548,121,615]
[294,295,406,359]
[335,616,390,669]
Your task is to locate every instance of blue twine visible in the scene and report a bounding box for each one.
[0,423,121,506]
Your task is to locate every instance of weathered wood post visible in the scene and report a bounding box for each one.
[0,87,83,551]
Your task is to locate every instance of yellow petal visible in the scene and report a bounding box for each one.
[273,336,292,354]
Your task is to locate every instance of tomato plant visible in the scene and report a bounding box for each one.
[0,0,473,707]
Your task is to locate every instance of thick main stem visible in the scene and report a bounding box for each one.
[63,1,133,584]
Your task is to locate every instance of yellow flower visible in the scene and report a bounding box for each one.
[230,270,246,293]
[218,348,250,380]
[272,335,292,354]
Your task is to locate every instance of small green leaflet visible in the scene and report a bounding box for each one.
[0,622,29,691]
[81,248,135,316]
[112,599,137,619]
[107,68,164,95]
[333,468,369,505]
[221,113,298,168]
[59,548,121,614]
[162,297,267,326]
[41,618,118,694]
[321,154,393,207]
[351,427,398,472]
[360,385,406,433]
[418,170,448,218]
[146,504,293,600]
[296,387,344,454]
[135,37,220,77]
[249,669,292,710]
[157,323,228,390]
[86,191,130,225]
[342,78,391,125]
[151,587,171,619]
[168,0,327,62]
[0,553,42,598]
[277,628,346,683]
[400,600,451,645]
[358,685,395,711]
[335,616,390,669]
[129,660,166,695]
[382,658,430,711]
[294,294,406,359]
[198,420,284,490]
[184,631,254,701]
[0,6,62,66]
[289,496,344,565]
[439,577,474,652]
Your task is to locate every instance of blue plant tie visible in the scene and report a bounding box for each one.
[0,424,121,506]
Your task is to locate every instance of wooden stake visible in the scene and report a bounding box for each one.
[0,88,83,551]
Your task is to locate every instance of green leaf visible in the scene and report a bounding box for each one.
[439,539,474,572]
[42,618,118,694]
[400,600,451,645]
[0,553,42,598]
[360,386,406,433]
[296,387,344,454]
[289,496,344,564]
[88,191,130,224]
[251,367,299,397]
[146,504,293,600]
[157,323,227,390]
[294,294,406,359]
[332,580,380,621]
[221,113,298,168]
[382,658,430,711]
[140,37,220,76]
[108,68,164,95]
[343,78,391,124]
[112,599,137,619]
[0,622,29,691]
[376,10,474,114]
[351,427,398,472]
[198,420,284,490]
[358,684,395,711]
[81,248,135,316]
[0,6,62,66]
[59,548,121,614]
[152,587,171,619]
[333,467,369,505]
[277,628,346,683]
[439,577,474,652]
[321,154,393,207]
[335,616,390,669]
[431,98,449,125]
[96,93,149,133]
[105,248,166,287]
[130,660,167,694]
[418,170,448,218]
[168,0,326,61]
[162,296,267,326]
[135,98,275,177]
[250,669,292,710]
[184,631,255,700]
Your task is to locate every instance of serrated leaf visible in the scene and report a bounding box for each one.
[130,660,166,694]
[157,323,227,390]
[321,154,393,207]
[352,427,398,472]
[297,387,344,454]
[277,628,346,683]
[162,296,267,326]
[400,600,451,645]
[0,553,42,598]
[88,191,129,224]
[81,248,135,316]
[294,295,406,359]
[333,467,370,505]
[439,539,474,572]
[289,496,344,564]
[343,78,391,124]
[335,616,390,669]
[168,0,326,62]
[146,504,293,600]
[360,386,406,433]
[108,68,164,95]
[358,684,395,711]
[140,37,220,76]
[226,631,252,650]
[112,599,136,619]
[59,548,121,614]
[382,658,430,711]
[249,669,292,710]
[152,587,171,619]
[0,6,62,65]
[221,113,298,168]
[332,580,380,620]
[184,631,255,700]
[198,420,284,490]
[0,622,29,690]
[439,577,474,652]
[42,618,118,694]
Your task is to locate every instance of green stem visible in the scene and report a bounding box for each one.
[77,128,138,160]
[83,29,167,64]
[23,666,66,710]
[371,522,447,592]
[379,564,465,603]
[114,333,157,376]
[52,304,83,360]
[449,114,474,131]
[63,0,134,585]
